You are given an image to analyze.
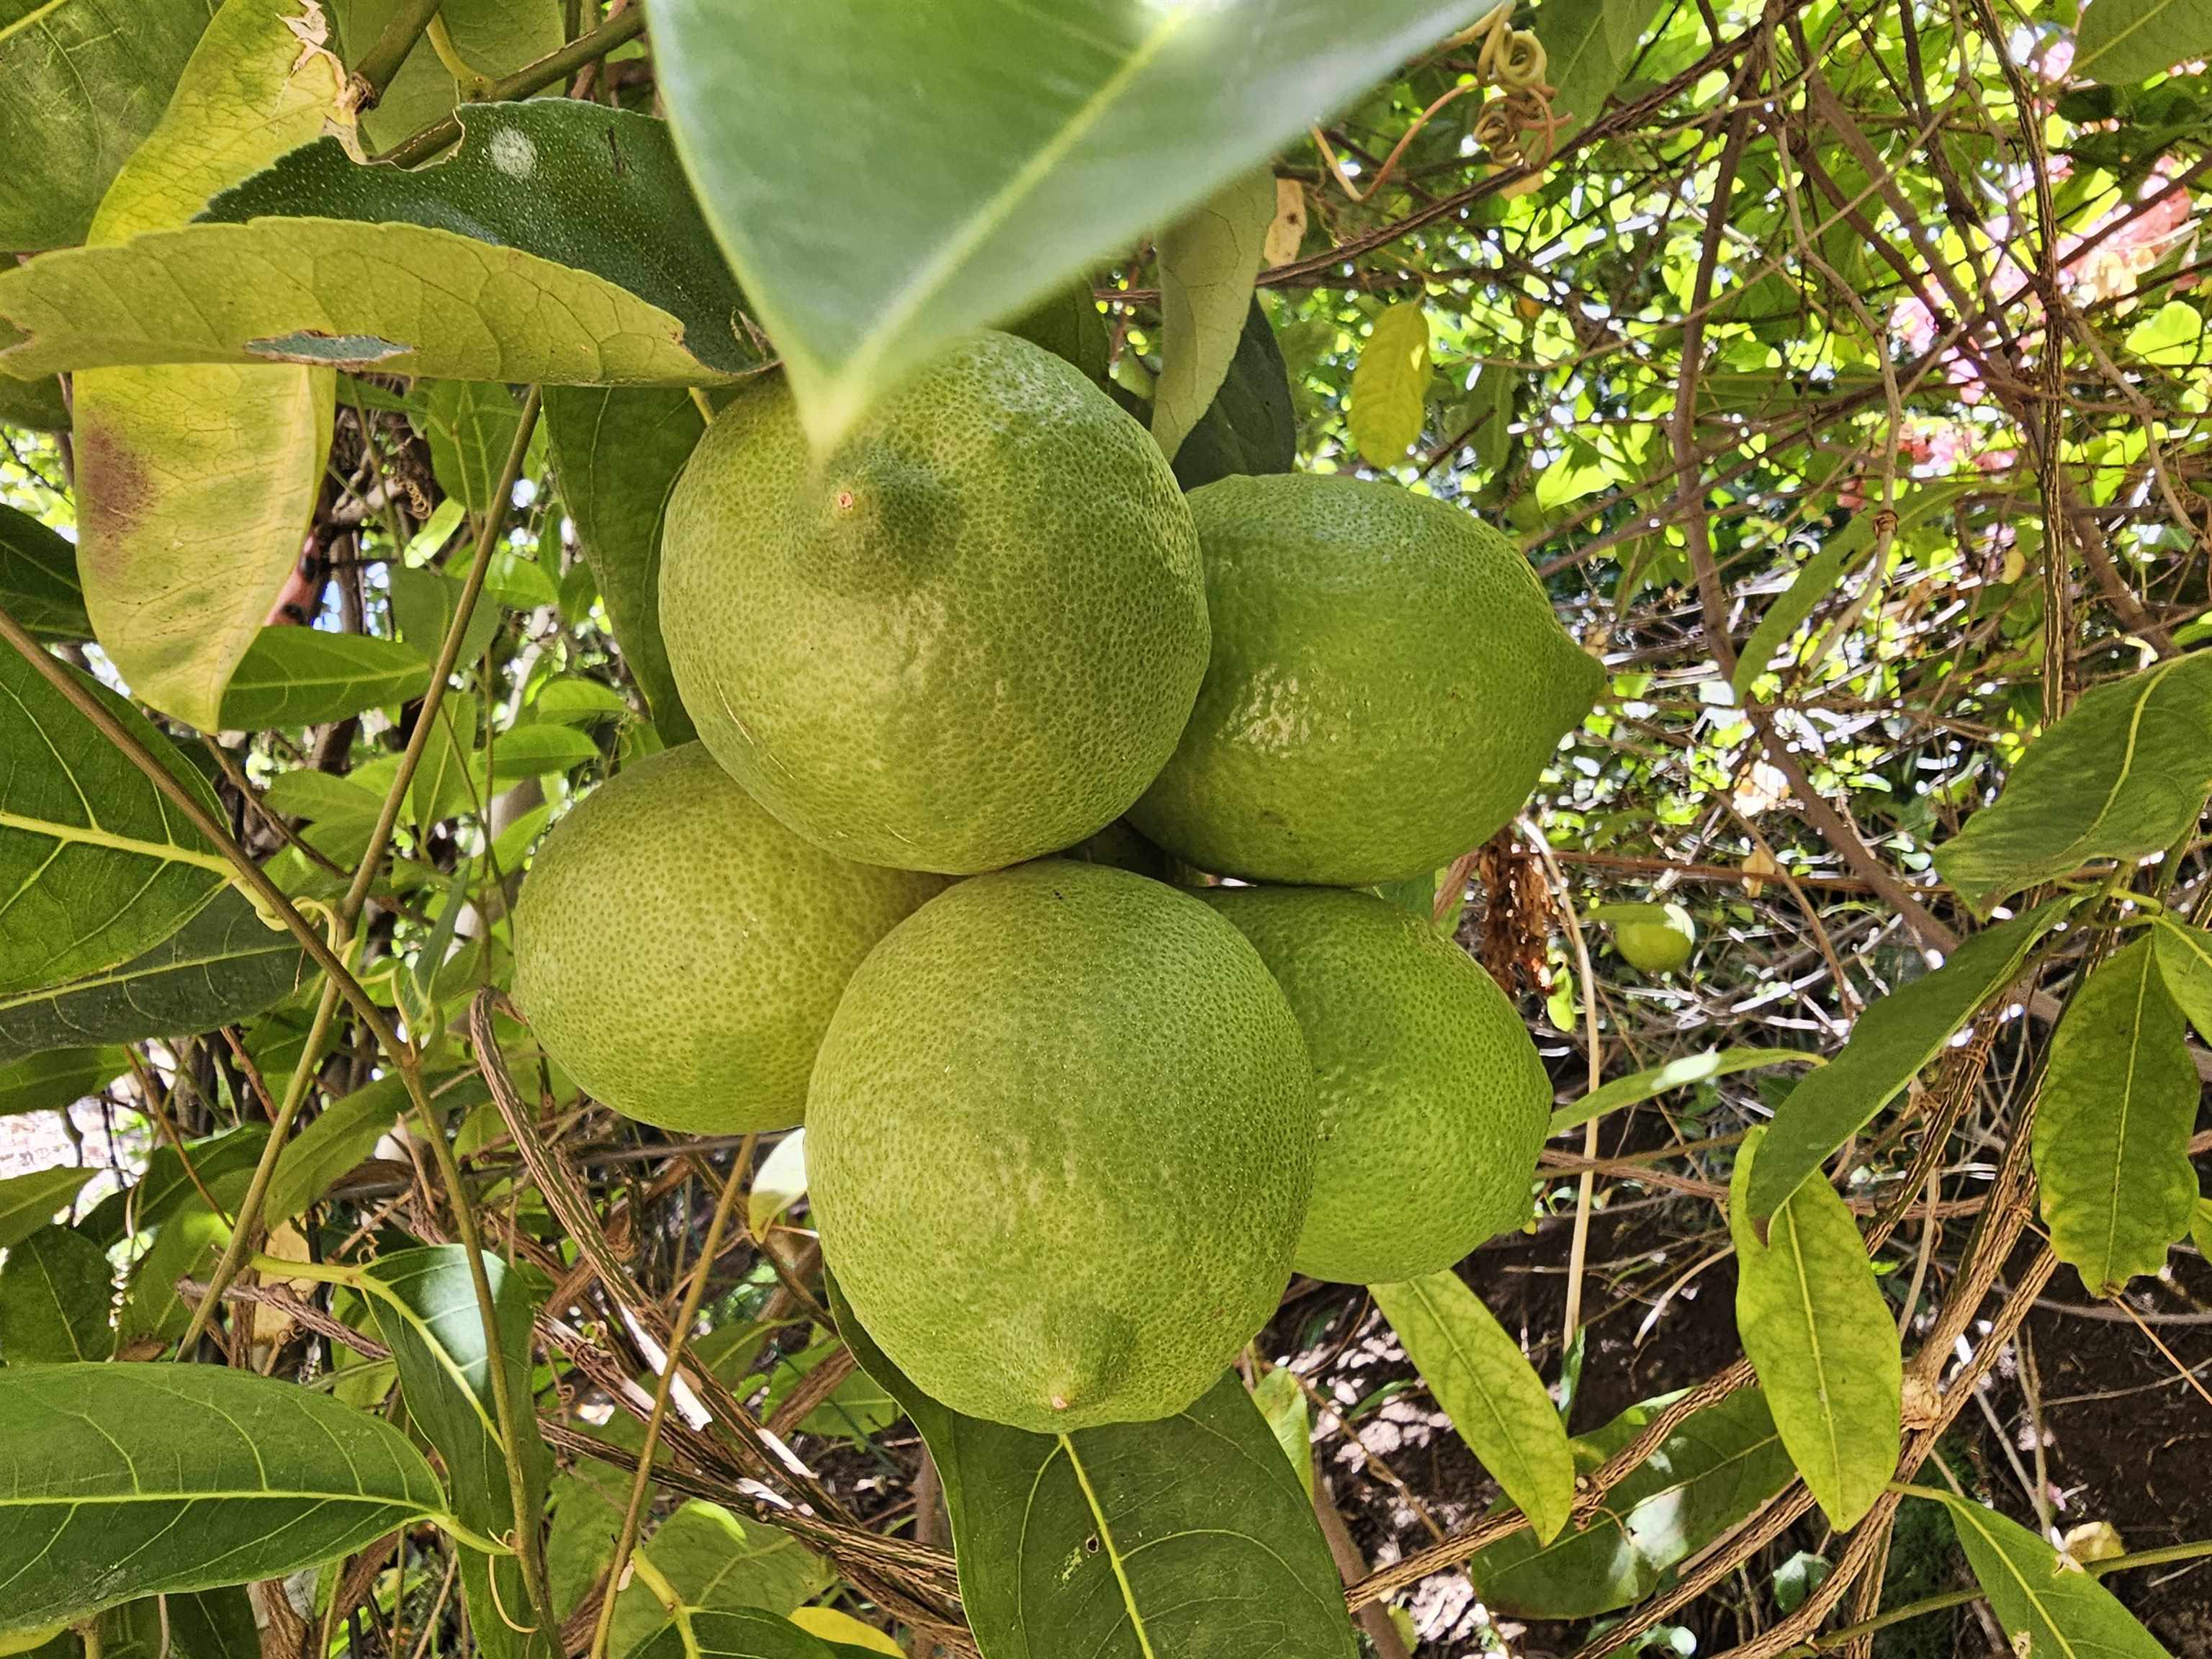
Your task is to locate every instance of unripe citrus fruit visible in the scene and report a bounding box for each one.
[512,745,943,1133]
[1198,886,1549,1283]
[806,861,1315,1431]
[659,332,1209,875]
[1128,474,1600,885]
[1593,902,1697,974]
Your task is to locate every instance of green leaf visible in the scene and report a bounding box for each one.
[1467,1386,1794,1618]
[543,386,704,742]
[390,565,500,669]
[609,1501,835,1658]
[1924,1491,2172,1658]
[531,678,631,726]
[411,696,482,829]
[1744,898,2073,1220]
[0,1361,453,1632]
[264,1070,460,1223]
[119,1179,241,1343]
[1347,302,1431,465]
[1728,1128,1900,1531]
[2149,914,2212,1043]
[1172,299,1300,492]
[832,1279,1357,1659]
[422,379,523,524]
[1538,0,1662,137]
[2193,1193,2212,1262]
[216,626,433,729]
[331,0,562,150]
[0,1224,114,1363]
[2074,0,2212,85]
[0,505,89,639]
[620,1609,850,1659]
[0,1046,127,1118]
[0,644,235,996]
[652,0,1490,446]
[1551,1048,1822,1136]
[1251,1367,1316,1500]
[2033,936,2200,1295]
[0,0,214,251]
[757,1335,900,1443]
[1151,170,1274,464]
[0,1169,91,1250]
[488,722,599,786]
[71,0,343,732]
[1934,651,2212,914]
[0,886,311,1066]
[99,1587,258,1659]
[0,372,69,432]
[77,1125,268,1248]
[359,1246,552,1659]
[1370,1272,1574,1542]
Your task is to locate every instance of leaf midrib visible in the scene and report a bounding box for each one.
[1401,1276,1546,1509]
[1946,1503,2083,1659]
[1056,1432,1159,1659]
[0,809,230,876]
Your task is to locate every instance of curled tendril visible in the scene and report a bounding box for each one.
[1473,4,1550,90]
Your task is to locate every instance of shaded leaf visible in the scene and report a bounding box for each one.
[1347,302,1431,465]
[2033,936,2199,1294]
[264,1071,474,1223]
[422,379,523,524]
[217,626,433,729]
[76,1124,268,1248]
[0,1169,91,1250]
[1934,651,2212,914]
[333,0,561,149]
[1538,0,1663,137]
[1925,1491,2171,1658]
[2149,914,2212,1043]
[0,1046,127,1118]
[833,1278,1356,1659]
[1371,1272,1573,1541]
[390,564,501,669]
[99,1587,257,1659]
[0,0,214,251]
[1728,1128,1900,1530]
[0,1224,114,1363]
[1251,1367,1316,1501]
[1744,899,2072,1220]
[0,644,233,996]
[652,0,1495,446]
[410,696,481,829]
[1552,1048,1822,1136]
[1467,1386,1794,1618]
[2075,0,2212,84]
[1152,170,1274,463]
[0,886,310,1066]
[118,1179,241,1343]
[0,1361,451,1632]
[0,506,89,639]
[609,1501,835,1658]
[758,1335,899,1444]
[1171,300,1299,492]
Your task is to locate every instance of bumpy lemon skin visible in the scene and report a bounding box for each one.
[806,861,1316,1432]
[1130,473,1601,886]
[511,745,944,1134]
[1200,885,1550,1284]
[658,332,1209,876]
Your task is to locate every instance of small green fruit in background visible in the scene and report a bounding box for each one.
[658,331,1209,875]
[1593,902,1698,974]
[1198,885,1550,1284]
[1129,472,1601,886]
[511,745,943,1133]
[806,861,1316,1432]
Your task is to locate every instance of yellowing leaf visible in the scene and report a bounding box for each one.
[1347,302,1431,465]
[1728,1127,1900,1531]
[788,1609,902,1655]
[72,0,345,729]
[1151,169,1274,463]
[1264,177,1310,266]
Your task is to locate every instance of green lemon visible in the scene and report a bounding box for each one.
[1199,885,1550,1284]
[1593,902,1697,974]
[806,861,1315,1431]
[1128,474,1601,885]
[512,745,943,1133]
[659,331,1208,875]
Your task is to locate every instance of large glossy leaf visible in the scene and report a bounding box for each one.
[2033,937,2200,1295]
[0,645,234,996]
[0,1224,114,1363]
[71,0,342,730]
[0,506,89,639]
[0,1361,452,1631]
[0,0,215,251]
[0,1168,92,1249]
[608,1501,835,1658]
[1934,650,2212,914]
[216,626,431,729]
[1744,898,2072,1220]
[0,886,310,1066]
[1551,1047,1822,1136]
[1370,1272,1573,1542]
[1347,302,1431,465]
[1467,1386,1794,1619]
[1151,170,1273,464]
[204,104,762,382]
[2074,0,2212,85]
[1169,300,1298,492]
[652,0,1492,447]
[1925,1491,2170,1657]
[359,1246,552,1659]
[835,1281,1356,1659]
[0,1046,127,1118]
[541,386,701,739]
[1728,1128,1899,1531]
[332,0,560,149]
